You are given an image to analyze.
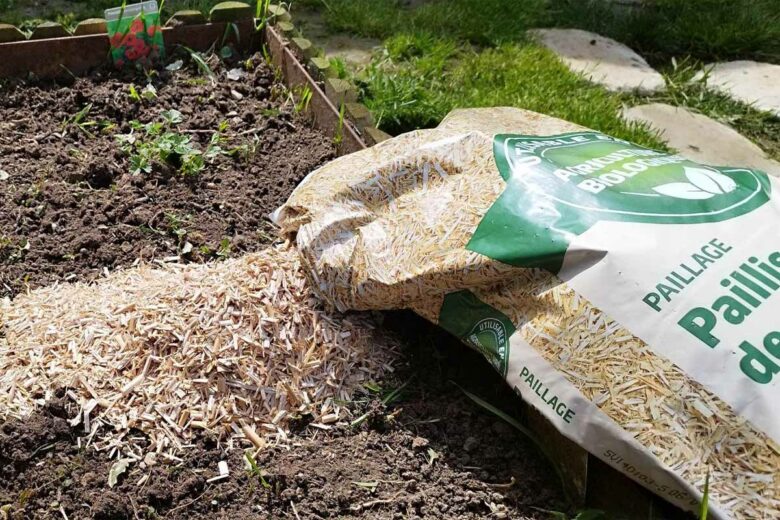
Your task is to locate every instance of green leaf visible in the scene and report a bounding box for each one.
[699,470,710,520]
[128,84,141,102]
[141,83,158,100]
[161,109,183,125]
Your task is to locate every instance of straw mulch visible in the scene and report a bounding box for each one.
[0,245,397,458]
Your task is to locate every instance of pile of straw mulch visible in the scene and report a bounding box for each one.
[0,245,397,458]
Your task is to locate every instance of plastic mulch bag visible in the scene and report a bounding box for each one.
[273,107,780,519]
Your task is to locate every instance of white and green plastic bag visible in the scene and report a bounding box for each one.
[273,107,780,519]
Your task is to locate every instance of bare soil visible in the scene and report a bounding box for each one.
[0,52,333,298]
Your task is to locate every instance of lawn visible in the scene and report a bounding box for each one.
[314,0,780,159]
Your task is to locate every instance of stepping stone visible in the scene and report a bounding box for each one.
[528,28,664,94]
[698,61,780,116]
[293,8,379,66]
[623,103,780,177]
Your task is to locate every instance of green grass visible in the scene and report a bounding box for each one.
[322,0,549,46]
[311,0,778,160]
[318,0,779,64]
[553,0,780,65]
[358,33,664,147]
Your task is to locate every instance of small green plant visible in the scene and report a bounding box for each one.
[699,470,710,520]
[216,237,232,258]
[456,383,572,505]
[291,85,313,114]
[333,101,346,146]
[328,56,349,79]
[244,451,271,489]
[350,378,411,427]
[128,84,142,102]
[164,212,191,250]
[254,0,272,31]
[115,110,228,176]
[0,236,29,263]
[62,103,99,137]
[183,47,216,83]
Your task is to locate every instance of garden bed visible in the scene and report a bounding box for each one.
[0,48,565,519]
[0,52,333,297]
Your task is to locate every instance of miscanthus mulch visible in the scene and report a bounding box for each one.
[0,245,397,459]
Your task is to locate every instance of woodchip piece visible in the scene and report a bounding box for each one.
[275,107,779,519]
[0,245,397,458]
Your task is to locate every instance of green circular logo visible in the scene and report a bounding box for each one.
[500,132,771,225]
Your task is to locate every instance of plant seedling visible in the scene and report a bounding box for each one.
[244,451,271,489]
[62,103,99,137]
[291,85,313,114]
[333,101,346,146]
[183,47,216,83]
[115,111,228,176]
[216,238,232,258]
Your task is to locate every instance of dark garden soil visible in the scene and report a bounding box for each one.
[0,53,564,518]
[0,52,334,298]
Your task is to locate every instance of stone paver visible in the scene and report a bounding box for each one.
[623,103,780,177]
[528,28,664,94]
[697,61,780,116]
[293,8,379,66]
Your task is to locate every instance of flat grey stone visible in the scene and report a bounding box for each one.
[698,61,780,116]
[528,28,664,94]
[623,103,780,176]
[293,8,379,66]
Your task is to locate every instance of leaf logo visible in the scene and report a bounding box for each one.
[652,167,738,200]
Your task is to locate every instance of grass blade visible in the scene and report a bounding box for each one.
[699,470,710,520]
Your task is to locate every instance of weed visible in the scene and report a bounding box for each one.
[290,85,313,114]
[128,84,142,102]
[16,489,33,507]
[244,450,271,489]
[700,470,710,520]
[349,378,411,427]
[62,103,101,138]
[183,47,216,83]
[141,83,158,100]
[532,508,607,520]
[216,237,231,258]
[55,13,77,32]
[455,383,573,505]
[164,211,190,248]
[333,101,346,146]
[254,0,272,31]
[327,56,349,80]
